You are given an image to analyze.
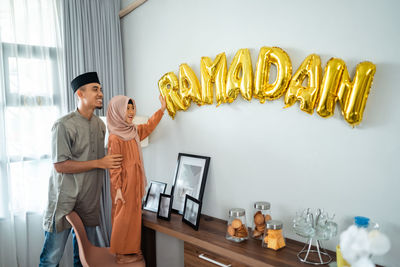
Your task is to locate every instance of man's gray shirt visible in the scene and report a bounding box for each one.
[43,110,105,232]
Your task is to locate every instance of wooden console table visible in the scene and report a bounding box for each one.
[141,210,335,267]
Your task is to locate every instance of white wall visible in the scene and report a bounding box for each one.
[120,0,400,266]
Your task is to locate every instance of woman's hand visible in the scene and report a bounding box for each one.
[114,188,126,205]
[159,95,166,112]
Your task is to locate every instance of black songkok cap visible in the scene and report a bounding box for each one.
[71,72,100,93]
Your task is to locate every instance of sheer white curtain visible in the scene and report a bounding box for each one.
[0,0,65,266]
[61,0,125,247]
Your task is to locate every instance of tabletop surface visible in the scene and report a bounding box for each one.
[142,210,335,267]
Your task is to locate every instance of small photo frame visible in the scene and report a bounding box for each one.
[143,181,167,212]
[157,193,173,221]
[182,195,202,231]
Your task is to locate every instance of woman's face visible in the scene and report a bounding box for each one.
[125,103,136,123]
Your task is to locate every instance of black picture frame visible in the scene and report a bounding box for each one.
[171,153,210,214]
[143,181,167,212]
[157,193,173,221]
[182,195,202,231]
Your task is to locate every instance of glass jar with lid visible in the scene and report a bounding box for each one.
[251,201,271,240]
[262,220,286,250]
[226,208,248,242]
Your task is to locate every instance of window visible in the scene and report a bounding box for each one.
[0,0,63,214]
[2,43,61,212]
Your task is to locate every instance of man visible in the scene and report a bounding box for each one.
[39,72,123,266]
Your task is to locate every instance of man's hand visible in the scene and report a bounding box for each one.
[115,188,126,205]
[98,154,123,169]
[159,95,166,112]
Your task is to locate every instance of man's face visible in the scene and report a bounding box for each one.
[79,83,103,109]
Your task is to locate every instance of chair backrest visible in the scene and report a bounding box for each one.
[66,211,93,266]
[66,211,146,267]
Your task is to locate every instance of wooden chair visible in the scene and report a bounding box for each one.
[66,211,145,267]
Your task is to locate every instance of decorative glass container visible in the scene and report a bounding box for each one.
[251,201,271,240]
[262,220,286,250]
[226,208,248,242]
[293,208,337,265]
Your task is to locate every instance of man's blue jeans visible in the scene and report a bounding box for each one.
[39,223,98,267]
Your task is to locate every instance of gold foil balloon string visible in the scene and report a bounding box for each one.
[158,46,376,126]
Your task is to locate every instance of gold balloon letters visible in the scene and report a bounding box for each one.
[254,47,292,103]
[226,49,253,103]
[200,52,227,106]
[284,54,322,114]
[159,46,376,126]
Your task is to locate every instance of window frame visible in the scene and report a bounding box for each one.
[1,42,61,162]
[1,42,61,107]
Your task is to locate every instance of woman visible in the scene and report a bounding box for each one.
[106,95,166,264]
